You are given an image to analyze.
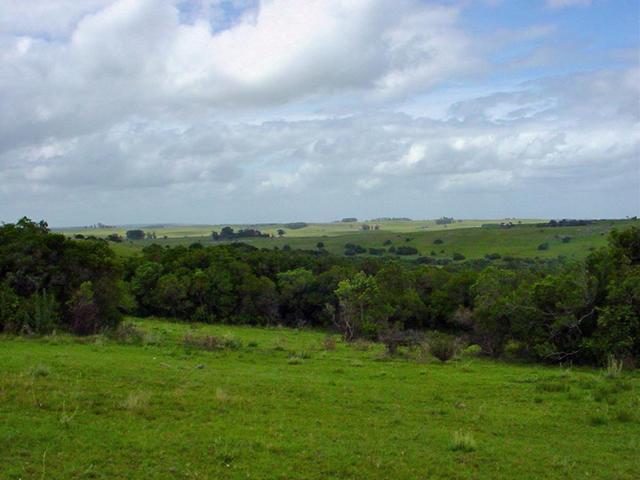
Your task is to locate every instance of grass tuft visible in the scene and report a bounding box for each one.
[184,332,242,351]
[322,335,337,351]
[111,322,144,345]
[603,355,623,379]
[450,430,477,452]
[30,364,50,378]
[121,391,150,412]
[588,413,608,426]
[215,388,230,402]
[614,408,634,423]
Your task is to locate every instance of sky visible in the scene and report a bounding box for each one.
[0,0,638,226]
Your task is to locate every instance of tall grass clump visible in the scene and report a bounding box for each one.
[603,355,623,379]
[183,332,242,351]
[110,322,144,345]
[450,431,477,452]
[322,335,337,351]
[121,391,150,412]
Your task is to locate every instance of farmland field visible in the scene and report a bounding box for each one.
[58,218,640,260]
[1,318,639,479]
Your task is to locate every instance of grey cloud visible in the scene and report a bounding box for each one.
[0,1,637,225]
[0,0,482,154]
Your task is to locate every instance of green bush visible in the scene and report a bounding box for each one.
[427,333,459,362]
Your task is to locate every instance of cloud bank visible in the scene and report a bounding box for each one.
[0,0,638,224]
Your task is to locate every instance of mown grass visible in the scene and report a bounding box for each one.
[1,318,638,479]
[60,219,639,260]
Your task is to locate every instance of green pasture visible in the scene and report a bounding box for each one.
[56,218,540,240]
[61,219,640,261]
[1,318,638,479]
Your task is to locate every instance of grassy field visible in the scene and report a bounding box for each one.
[1,318,638,479]
[57,219,540,240]
[60,219,640,260]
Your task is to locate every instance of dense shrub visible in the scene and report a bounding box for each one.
[395,246,419,256]
[3,216,637,367]
[427,333,459,362]
[344,243,366,256]
[0,218,123,335]
[284,222,308,229]
[126,229,145,240]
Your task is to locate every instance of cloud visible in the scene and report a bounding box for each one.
[0,0,637,224]
[2,66,637,223]
[259,162,322,192]
[356,177,382,191]
[0,0,483,154]
[437,169,516,192]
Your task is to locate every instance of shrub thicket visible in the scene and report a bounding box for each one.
[2,217,638,366]
[0,218,123,335]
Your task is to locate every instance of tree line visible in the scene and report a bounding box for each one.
[0,217,638,366]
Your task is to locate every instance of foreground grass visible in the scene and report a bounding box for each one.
[1,318,639,479]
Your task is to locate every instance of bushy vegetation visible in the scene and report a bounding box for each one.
[211,226,270,240]
[2,218,638,366]
[284,222,308,229]
[0,218,124,335]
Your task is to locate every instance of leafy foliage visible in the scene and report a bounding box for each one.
[2,217,638,365]
[0,218,123,334]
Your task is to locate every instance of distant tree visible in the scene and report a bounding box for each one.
[344,243,366,256]
[284,222,308,229]
[341,218,358,223]
[277,229,285,237]
[220,226,235,239]
[395,246,418,256]
[126,229,145,240]
[316,241,325,249]
[107,233,123,243]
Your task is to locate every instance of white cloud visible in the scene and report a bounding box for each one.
[437,169,516,192]
[259,162,322,192]
[0,0,482,155]
[0,1,637,224]
[356,177,382,191]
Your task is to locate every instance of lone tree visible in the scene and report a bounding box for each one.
[125,229,145,240]
[334,272,389,341]
[277,229,285,237]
